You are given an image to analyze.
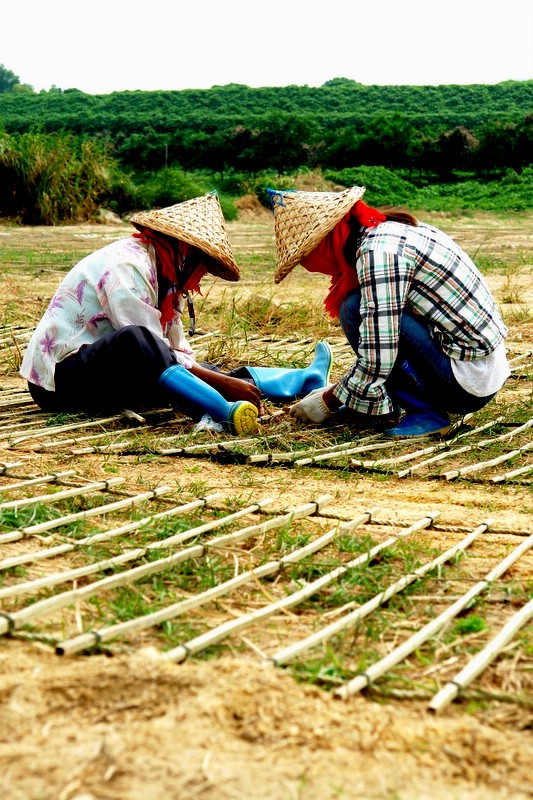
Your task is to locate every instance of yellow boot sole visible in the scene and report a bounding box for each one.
[231,402,259,435]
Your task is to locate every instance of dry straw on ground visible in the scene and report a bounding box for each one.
[0,213,531,800]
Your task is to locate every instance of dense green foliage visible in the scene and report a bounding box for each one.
[0,63,33,94]
[0,131,121,223]
[0,80,531,177]
[1,79,531,129]
[324,165,533,212]
[0,79,532,222]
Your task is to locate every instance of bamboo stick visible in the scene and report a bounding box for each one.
[0,483,171,545]
[442,440,533,480]
[297,417,505,472]
[397,446,472,478]
[35,429,140,451]
[7,415,130,446]
[246,435,381,466]
[491,462,533,483]
[0,476,126,512]
[0,493,222,572]
[55,497,333,654]
[292,439,399,467]
[335,531,533,699]
[397,418,532,478]
[0,495,331,602]
[266,520,491,667]
[161,510,439,664]
[0,494,225,598]
[0,461,26,475]
[0,470,76,493]
[508,351,533,367]
[428,596,533,713]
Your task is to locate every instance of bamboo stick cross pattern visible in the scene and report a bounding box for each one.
[0,494,280,636]
[159,511,440,664]
[335,530,533,700]
[265,518,490,668]
[55,495,334,656]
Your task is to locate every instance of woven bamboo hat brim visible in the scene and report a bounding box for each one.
[270,186,366,283]
[130,193,239,281]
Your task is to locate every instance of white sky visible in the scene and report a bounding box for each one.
[2,0,532,94]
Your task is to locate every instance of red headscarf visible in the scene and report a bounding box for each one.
[132,227,207,329]
[300,200,386,318]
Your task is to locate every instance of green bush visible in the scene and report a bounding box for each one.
[324,165,418,206]
[131,167,237,220]
[0,129,121,223]
[325,164,533,213]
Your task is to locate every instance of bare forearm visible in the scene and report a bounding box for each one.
[190,364,262,410]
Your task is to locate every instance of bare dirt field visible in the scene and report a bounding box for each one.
[0,212,532,800]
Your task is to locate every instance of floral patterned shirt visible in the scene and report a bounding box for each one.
[20,237,196,391]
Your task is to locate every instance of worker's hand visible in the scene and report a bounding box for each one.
[190,366,262,411]
[289,387,335,424]
[219,375,262,411]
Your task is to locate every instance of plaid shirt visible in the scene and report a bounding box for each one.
[334,221,508,415]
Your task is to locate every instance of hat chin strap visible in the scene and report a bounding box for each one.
[178,262,208,336]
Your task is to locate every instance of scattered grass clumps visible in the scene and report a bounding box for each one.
[0,129,122,224]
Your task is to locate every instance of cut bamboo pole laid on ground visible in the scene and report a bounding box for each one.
[428,595,533,713]
[141,497,276,551]
[0,477,126,512]
[490,462,533,482]
[0,495,331,603]
[335,531,533,700]
[351,418,508,472]
[160,511,439,664]
[293,438,404,467]
[0,492,223,572]
[0,483,171,546]
[35,429,146,451]
[442,440,533,480]
[508,351,533,367]
[296,417,504,472]
[0,470,76,493]
[246,435,383,466]
[6,415,134,447]
[0,495,274,571]
[265,520,491,667]
[397,418,532,478]
[0,461,27,475]
[397,446,472,478]
[55,496,333,655]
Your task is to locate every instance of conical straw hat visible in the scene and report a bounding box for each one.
[130,192,239,281]
[269,186,366,283]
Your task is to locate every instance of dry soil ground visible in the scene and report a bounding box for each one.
[0,211,532,800]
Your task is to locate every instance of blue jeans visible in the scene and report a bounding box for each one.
[339,290,496,414]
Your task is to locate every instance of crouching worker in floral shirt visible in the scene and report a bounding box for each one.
[20,193,333,435]
[268,186,510,438]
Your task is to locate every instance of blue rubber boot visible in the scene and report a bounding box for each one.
[244,341,333,401]
[384,360,451,438]
[158,365,259,435]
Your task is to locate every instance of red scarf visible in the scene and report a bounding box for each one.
[132,228,206,329]
[300,200,386,318]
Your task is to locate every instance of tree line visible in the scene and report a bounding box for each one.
[0,75,532,178]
